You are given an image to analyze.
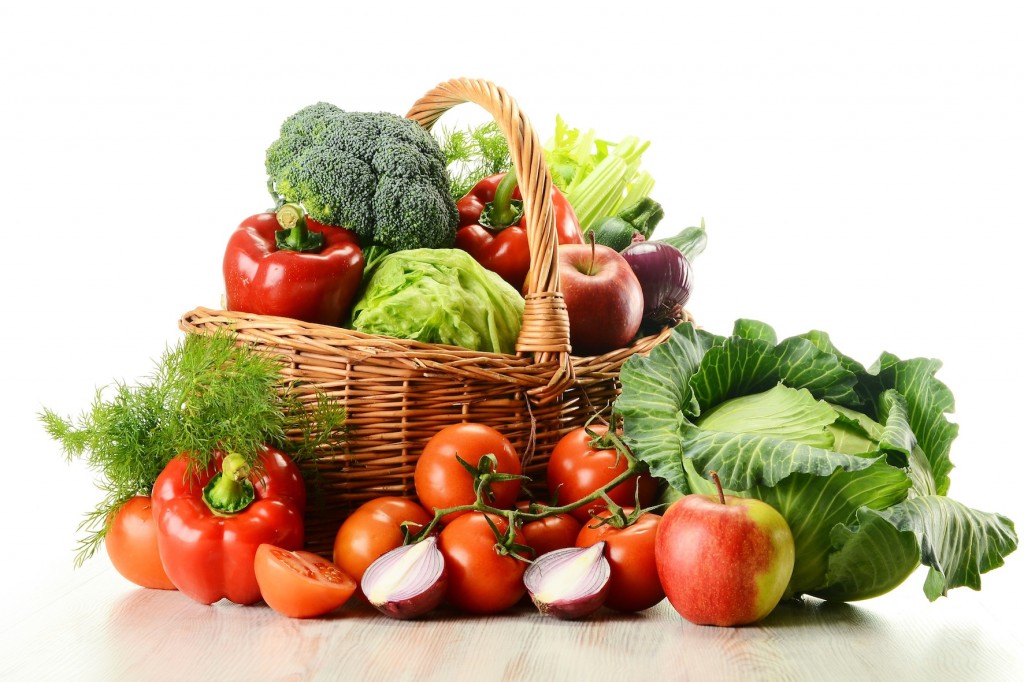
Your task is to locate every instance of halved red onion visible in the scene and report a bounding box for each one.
[524,542,610,619]
[360,536,447,619]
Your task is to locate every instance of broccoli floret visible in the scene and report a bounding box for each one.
[265,103,457,251]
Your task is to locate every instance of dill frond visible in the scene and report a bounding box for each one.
[436,121,512,200]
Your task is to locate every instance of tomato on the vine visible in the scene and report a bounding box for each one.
[105,496,175,590]
[414,423,521,521]
[333,496,432,586]
[547,425,658,523]
[576,508,665,612]
[254,544,356,618]
[438,512,527,614]
[517,501,583,557]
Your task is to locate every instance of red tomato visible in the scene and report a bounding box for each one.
[438,512,527,614]
[333,497,432,586]
[254,544,356,618]
[576,509,665,612]
[414,423,521,521]
[517,501,583,557]
[547,425,658,523]
[105,496,175,590]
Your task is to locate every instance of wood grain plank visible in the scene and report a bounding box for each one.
[1,563,1022,682]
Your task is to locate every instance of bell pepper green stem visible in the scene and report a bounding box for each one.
[480,169,524,230]
[275,203,325,253]
[203,453,256,515]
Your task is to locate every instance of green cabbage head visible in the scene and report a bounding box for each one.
[615,320,1016,601]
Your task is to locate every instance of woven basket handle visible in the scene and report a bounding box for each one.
[407,78,574,403]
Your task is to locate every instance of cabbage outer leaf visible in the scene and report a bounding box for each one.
[748,463,912,597]
[870,353,957,496]
[874,496,1017,600]
[616,325,719,494]
[800,331,958,493]
[814,506,921,601]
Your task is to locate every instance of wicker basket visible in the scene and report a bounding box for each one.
[180,78,682,554]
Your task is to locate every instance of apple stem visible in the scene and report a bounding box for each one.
[587,230,597,276]
[709,470,725,505]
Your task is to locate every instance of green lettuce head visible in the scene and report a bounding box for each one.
[615,320,1017,602]
[349,248,524,355]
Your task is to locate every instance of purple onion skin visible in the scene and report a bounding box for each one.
[523,544,611,620]
[361,537,448,620]
[530,581,610,620]
[372,570,448,620]
[620,241,692,328]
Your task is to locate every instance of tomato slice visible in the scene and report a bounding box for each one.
[254,544,356,618]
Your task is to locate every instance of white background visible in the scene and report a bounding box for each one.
[1,0,1021,651]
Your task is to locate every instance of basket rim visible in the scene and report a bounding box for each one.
[180,306,681,367]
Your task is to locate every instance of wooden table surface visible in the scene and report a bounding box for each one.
[3,555,1021,682]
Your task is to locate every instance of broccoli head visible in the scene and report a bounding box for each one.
[265,102,458,252]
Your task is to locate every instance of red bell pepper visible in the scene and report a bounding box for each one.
[223,204,365,325]
[455,170,583,291]
[151,446,306,605]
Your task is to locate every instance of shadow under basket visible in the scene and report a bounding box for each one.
[181,78,687,555]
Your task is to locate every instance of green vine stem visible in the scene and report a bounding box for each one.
[408,424,648,558]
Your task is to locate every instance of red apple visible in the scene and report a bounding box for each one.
[558,238,644,356]
[655,472,795,626]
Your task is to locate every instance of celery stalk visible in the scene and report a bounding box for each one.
[620,170,655,212]
[544,117,656,233]
[568,156,629,230]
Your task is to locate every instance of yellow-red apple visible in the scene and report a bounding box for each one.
[655,472,795,626]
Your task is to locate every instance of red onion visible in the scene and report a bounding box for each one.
[523,542,610,619]
[360,536,447,619]
[620,241,692,328]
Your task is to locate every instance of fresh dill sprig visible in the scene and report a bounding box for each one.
[156,333,287,470]
[436,121,512,200]
[39,332,346,566]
